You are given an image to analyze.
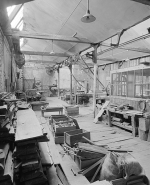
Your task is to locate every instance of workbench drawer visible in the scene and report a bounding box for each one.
[64,129,90,147]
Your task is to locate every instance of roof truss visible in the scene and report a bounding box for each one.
[5,30,92,44]
[22,50,70,57]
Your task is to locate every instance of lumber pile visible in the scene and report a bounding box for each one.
[0,98,17,185]
[14,108,51,185]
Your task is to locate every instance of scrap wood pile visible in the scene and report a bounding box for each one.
[0,94,18,185]
[63,136,148,184]
[14,108,51,185]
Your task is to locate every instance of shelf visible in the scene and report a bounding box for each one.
[112,121,132,131]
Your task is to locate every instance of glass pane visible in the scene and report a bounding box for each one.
[143,68,150,98]
[128,70,134,97]
[122,72,127,96]
[135,69,142,98]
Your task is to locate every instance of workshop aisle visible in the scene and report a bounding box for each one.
[37,97,150,181]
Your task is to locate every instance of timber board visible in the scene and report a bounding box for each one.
[42,122,61,165]
[16,109,43,141]
[56,144,90,185]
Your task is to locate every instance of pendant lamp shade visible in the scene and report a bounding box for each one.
[81,0,96,23]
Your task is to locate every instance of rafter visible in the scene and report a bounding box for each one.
[131,0,150,6]
[101,43,150,55]
[26,60,56,64]
[1,0,34,7]
[22,50,70,57]
[5,30,92,44]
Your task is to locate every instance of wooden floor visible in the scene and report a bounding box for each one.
[36,97,150,182]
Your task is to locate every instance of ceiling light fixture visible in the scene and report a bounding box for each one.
[50,40,55,54]
[81,0,96,23]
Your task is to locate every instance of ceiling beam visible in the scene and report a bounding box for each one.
[26,60,56,64]
[100,43,150,54]
[22,50,70,57]
[131,0,150,6]
[1,0,34,7]
[97,33,150,56]
[98,57,120,62]
[9,4,23,23]
[5,31,92,44]
[80,15,150,56]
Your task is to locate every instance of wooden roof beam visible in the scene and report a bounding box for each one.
[1,0,34,7]
[5,30,92,44]
[22,50,70,57]
[131,0,150,6]
[26,60,56,64]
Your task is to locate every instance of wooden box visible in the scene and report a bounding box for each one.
[31,101,48,111]
[64,129,90,147]
[54,124,76,136]
[64,106,79,116]
[139,118,150,131]
[53,116,76,136]
[74,156,100,170]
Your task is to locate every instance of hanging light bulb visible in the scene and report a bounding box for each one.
[81,0,96,23]
[50,40,55,54]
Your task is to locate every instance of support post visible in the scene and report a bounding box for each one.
[69,64,73,104]
[73,65,77,104]
[57,68,60,98]
[93,45,98,118]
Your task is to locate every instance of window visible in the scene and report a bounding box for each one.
[111,67,150,99]
[135,69,142,98]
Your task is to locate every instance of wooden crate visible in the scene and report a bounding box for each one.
[53,116,76,136]
[64,129,90,147]
[74,156,101,170]
[64,106,79,116]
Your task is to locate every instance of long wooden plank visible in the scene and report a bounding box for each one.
[93,101,110,123]
[38,142,53,166]
[43,122,61,165]
[95,136,133,145]
[56,145,89,185]
[5,31,92,44]
[15,109,43,142]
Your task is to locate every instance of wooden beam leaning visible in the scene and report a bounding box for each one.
[5,31,92,44]
[21,51,70,57]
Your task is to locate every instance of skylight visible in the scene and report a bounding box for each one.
[7,5,16,16]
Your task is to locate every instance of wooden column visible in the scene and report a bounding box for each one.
[73,65,77,104]
[57,68,60,98]
[93,45,98,118]
[69,64,73,104]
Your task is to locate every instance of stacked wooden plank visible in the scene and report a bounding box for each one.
[0,99,17,185]
[14,109,50,185]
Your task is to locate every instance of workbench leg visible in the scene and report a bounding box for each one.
[131,115,137,137]
[107,110,112,127]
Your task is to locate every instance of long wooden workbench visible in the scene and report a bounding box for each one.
[107,108,143,137]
